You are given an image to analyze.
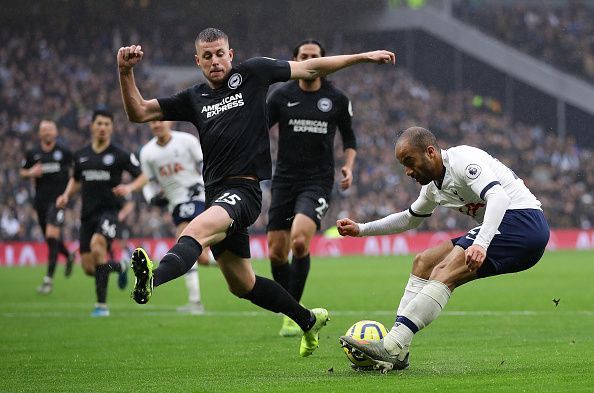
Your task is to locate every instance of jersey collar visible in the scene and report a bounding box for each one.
[433,149,448,190]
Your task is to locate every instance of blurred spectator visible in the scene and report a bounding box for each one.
[2,6,593,242]
[455,0,594,83]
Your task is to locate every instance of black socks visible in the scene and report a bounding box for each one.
[95,264,110,303]
[289,254,310,302]
[270,254,311,303]
[241,275,314,331]
[271,262,290,291]
[153,236,203,287]
[46,238,59,278]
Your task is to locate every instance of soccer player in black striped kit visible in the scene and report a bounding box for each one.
[56,110,146,317]
[118,27,394,357]
[20,119,75,294]
[267,40,357,337]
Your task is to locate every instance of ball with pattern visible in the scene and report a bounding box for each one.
[343,320,388,367]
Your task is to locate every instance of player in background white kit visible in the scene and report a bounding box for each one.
[117,120,215,314]
[338,127,549,372]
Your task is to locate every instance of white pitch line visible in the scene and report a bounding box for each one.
[2,309,594,318]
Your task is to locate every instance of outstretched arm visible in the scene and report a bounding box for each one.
[289,50,395,80]
[337,209,424,237]
[118,45,163,123]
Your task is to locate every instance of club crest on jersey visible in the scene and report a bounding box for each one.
[465,164,481,179]
[227,73,242,89]
[317,98,332,112]
[53,150,63,161]
[102,154,115,166]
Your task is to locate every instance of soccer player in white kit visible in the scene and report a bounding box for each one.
[338,127,549,372]
[119,120,215,314]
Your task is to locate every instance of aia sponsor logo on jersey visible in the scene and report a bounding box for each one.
[159,162,184,177]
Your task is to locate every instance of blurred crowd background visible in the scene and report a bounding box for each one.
[1,0,592,242]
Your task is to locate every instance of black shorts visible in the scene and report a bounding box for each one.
[35,204,65,233]
[205,178,262,259]
[79,210,118,253]
[267,180,332,231]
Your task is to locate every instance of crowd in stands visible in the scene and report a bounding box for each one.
[454,0,594,83]
[1,9,593,244]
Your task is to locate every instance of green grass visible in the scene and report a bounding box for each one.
[1,251,593,392]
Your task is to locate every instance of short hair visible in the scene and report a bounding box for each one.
[195,28,229,47]
[396,127,439,151]
[292,39,326,58]
[39,118,57,127]
[92,109,114,122]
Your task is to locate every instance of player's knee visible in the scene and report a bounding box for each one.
[412,252,433,278]
[228,282,250,298]
[82,264,95,276]
[291,236,309,258]
[268,243,288,265]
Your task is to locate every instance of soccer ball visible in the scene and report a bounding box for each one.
[343,320,388,368]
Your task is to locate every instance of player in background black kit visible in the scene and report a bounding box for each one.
[267,40,357,337]
[56,110,146,317]
[118,27,394,357]
[20,119,75,294]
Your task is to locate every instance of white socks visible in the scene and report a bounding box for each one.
[185,264,201,303]
[384,280,451,356]
[397,274,429,315]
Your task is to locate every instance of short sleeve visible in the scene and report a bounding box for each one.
[72,153,82,182]
[453,160,501,201]
[241,57,291,85]
[64,148,74,168]
[124,151,142,178]
[21,150,35,169]
[157,89,194,122]
[336,95,356,151]
[139,146,156,180]
[266,88,282,126]
[187,133,204,165]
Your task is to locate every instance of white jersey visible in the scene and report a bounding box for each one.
[410,145,541,223]
[139,130,205,212]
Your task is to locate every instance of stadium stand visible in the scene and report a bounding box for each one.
[1,3,593,243]
[454,0,594,83]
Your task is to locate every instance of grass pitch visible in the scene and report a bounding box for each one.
[1,251,593,392]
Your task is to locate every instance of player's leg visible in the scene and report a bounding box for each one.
[267,229,291,289]
[89,213,119,316]
[79,219,95,277]
[289,186,331,302]
[36,207,54,294]
[218,248,328,357]
[341,246,469,371]
[266,181,295,291]
[130,205,230,304]
[175,221,204,314]
[288,213,317,301]
[47,205,74,277]
[383,246,472,355]
[90,233,112,316]
[397,240,454,314]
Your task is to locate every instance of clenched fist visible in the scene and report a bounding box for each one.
[117,45,144,71]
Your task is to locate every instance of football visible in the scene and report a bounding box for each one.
[343,320,388,368]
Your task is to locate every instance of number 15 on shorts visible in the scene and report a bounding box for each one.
[215,192,242,205]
